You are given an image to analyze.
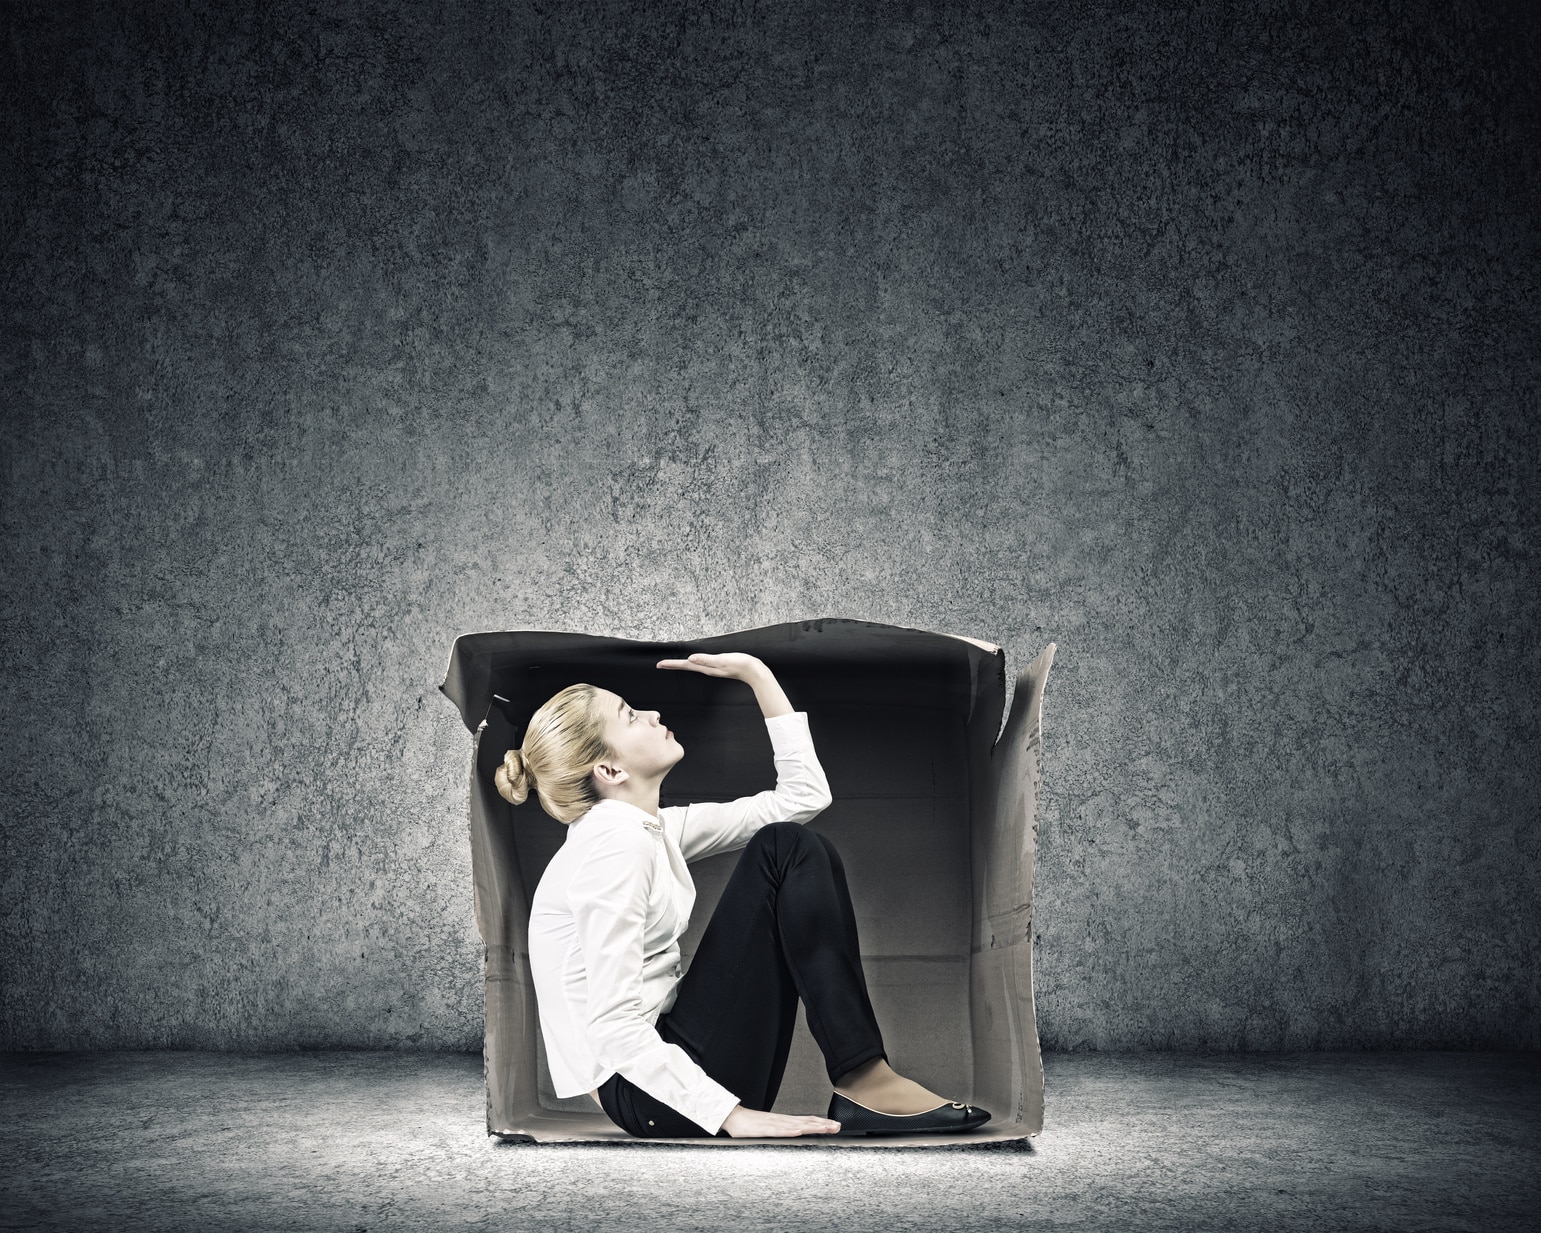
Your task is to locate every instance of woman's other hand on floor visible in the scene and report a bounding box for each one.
[720,1105,841,1138]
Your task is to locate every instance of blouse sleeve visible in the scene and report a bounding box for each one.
[674,711,834,864]
[568,824,742,1136]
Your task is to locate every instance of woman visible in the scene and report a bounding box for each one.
[494,650,991,1139]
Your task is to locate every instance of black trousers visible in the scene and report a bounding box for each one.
[597,821,888,1138]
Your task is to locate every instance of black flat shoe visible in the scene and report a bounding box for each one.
[827,1090,992,1136]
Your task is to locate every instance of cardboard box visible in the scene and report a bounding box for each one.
[438,617,1054,1146]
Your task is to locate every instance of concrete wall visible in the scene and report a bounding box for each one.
[2,0,1536,1051]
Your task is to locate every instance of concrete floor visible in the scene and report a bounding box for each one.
[2,1051,1537,1232]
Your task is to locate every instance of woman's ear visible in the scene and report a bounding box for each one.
[591,759,628,789]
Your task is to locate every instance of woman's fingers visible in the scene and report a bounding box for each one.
[723,1106,842,1137]
[656,654,729,676]
[789,1116,841,1135]
[769,1117,840,1137]
[656,652,765,681]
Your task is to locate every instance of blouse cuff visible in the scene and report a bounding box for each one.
[697,1084,743,1137]
[764,710,814,758]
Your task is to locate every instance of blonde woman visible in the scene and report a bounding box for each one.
[495,651,991,1139]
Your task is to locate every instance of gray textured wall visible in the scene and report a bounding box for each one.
[2,0,1537,1052]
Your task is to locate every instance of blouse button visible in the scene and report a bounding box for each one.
[648,1120,655,1127]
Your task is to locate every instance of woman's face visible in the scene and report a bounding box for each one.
[595,688,684,783]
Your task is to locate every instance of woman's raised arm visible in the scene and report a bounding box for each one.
[654,653,831,864]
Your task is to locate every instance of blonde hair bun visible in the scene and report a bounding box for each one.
[494,747,532,805]
[492,683,614,824]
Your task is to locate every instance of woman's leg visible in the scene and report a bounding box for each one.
[676,822,890,1091]
[600,821,889,1137]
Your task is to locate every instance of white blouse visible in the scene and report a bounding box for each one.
[527,710,833,1135]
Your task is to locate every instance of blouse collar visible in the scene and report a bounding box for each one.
[581,797,664,832]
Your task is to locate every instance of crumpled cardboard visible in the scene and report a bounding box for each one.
[439,617,1054,1146]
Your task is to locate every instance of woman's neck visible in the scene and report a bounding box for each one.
[597,781,662,818]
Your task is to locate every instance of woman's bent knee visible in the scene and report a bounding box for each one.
[751,820,809,846]
[748,821,824,866]
[751,821,841,863]
[809,828,846,878]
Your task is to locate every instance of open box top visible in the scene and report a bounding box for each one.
[440,617,1054,1145]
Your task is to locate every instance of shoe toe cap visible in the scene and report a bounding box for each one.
[954,1102,992,1129]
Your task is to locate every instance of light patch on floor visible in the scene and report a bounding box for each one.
[2,1051,1537,1232]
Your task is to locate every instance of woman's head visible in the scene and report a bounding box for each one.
[494,683,683,823]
